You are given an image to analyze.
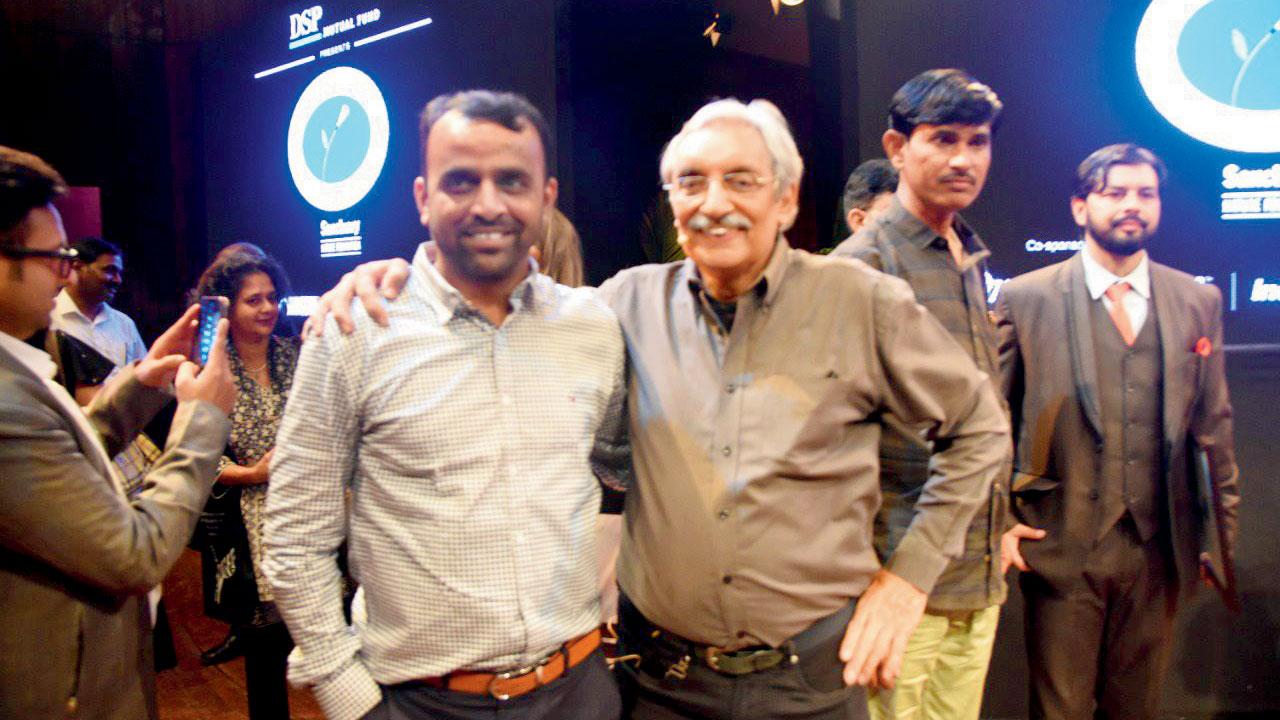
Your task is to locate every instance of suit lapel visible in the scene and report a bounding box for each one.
[1063,254,1104,441]
[1151,262,1190,445]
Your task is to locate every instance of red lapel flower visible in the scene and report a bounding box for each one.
[1193,336,1212,357]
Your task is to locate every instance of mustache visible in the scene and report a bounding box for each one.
[940,172,975,184]
[688,212,753,234]
[1111,215,1147,229]
[460,219,522,235]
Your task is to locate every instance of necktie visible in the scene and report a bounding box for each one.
[1104,281,1136,347]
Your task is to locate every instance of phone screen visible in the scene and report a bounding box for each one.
[196,296,228,365]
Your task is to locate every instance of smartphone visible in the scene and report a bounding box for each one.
[195,296,229,365]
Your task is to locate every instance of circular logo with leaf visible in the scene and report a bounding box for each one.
[287,67,390,211]
[1137,0,1280,153]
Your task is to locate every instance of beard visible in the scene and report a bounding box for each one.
[1087,216,1153,257]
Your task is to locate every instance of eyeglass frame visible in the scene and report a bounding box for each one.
[662,171,776,199]
[0,245,79,278]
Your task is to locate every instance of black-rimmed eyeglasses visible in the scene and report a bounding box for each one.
[0,246,79,278]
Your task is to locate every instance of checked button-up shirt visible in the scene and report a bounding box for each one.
[265,244,628,720]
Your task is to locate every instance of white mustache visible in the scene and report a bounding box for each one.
[688,212,753,236]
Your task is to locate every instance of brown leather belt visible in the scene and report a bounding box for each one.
[420,628,601,700]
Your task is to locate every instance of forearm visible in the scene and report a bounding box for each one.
[85,363,172,457]
[886,382,1008,591]
[217,461,268,485]
[0,396,228,595]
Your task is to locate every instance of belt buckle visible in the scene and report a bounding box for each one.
[704,646,725,673]
[486,648,561,700]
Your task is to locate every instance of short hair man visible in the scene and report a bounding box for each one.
[310,97,1010,720]
[264,90,628,720]
[0,146,235,718]
[842,158,899,234]
[51,236,146,368]
[830,68,1010,720]
[996,144,1239,719]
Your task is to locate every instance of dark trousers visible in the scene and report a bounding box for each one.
[616,596,868,720]
[1021,516,1177,720]
[244,622,293,719]
[362,649,620,720]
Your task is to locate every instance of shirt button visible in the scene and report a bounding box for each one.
[501,394,513,405]
[721,446,732,457]
[514,532,525,545]
[1089,490,1100,500]
[722,575,733,584]
[718,509,731,520]
[725,383,735,394]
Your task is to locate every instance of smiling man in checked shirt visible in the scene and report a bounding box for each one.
[264,90,628,720]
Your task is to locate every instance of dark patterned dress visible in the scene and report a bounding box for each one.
[221,335,299,623]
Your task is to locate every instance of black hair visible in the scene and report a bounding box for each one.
[0,145,67,249]
[195,251,291,306]
[888,69,1003,137]
[842,159,899,216]
[71,236,123,265]
[418,90,553,175]
[1072,144,1168,200]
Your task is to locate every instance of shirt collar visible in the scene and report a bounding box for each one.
[0,329,57,380]
[877,195,991,270]
[412,242,543,326]
[1081,246,1151,301]
[55,290,90,322]
[684,234,792,308]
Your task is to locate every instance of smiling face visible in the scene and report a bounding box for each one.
[666,119,798,292]
[1072,163,1161,257]
[74,252,123,305]
[887,122,992,217]
[229,271,278,344]
[413,110,557,291]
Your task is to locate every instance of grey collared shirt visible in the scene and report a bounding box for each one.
[599,239,1009,648]
[265,245,628,720]
[832,196,1009,610]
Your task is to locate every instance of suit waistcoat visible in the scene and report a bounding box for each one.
[1090,297,1164,542]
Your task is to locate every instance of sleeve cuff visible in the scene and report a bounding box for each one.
[311,658,383,720]
[883,532,951,594]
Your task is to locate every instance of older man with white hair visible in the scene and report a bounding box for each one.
[305,97,1009,720]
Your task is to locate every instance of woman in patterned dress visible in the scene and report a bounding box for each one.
[196,251,298,719]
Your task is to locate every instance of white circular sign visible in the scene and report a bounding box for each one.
[287,66,390,211]
[1136,0,1280,154]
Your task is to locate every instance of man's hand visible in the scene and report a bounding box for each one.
[1000,522,1045,574]
[175,318,236,416]
[136,304,200,388]
[838,569,927,689]
[303,258,411,338]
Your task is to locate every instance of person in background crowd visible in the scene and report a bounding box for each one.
[831,68,1011,720]
[190,240,272,669]
[309,96,1010,720]
[194,250,300,718]
[0,144,235,719]
[536,207,586,287]
[51,235,147,368]
[996,144,1239,720]
[267,90,628,720]
[841,158,899,236]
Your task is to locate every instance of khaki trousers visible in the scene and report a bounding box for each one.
[866,604,999,720]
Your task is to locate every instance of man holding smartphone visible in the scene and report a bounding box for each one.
[0,145,237,720]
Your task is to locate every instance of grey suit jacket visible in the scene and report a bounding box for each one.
[994,252,1239,606]
[0,344,230,719]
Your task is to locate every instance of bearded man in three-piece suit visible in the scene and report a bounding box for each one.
[995,143,1239,720]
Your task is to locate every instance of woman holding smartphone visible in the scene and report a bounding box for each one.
[194,250,298,719]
